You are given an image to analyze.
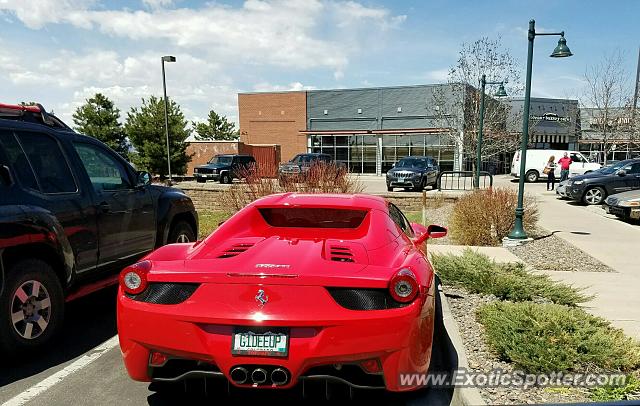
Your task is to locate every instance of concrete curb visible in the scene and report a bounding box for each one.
[438,284,486,406]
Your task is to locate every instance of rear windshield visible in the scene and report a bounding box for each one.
[259,208,367,228]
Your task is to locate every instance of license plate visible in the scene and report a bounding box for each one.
[232,328,289,357]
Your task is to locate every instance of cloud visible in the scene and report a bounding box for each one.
[0,0,404,72]
[142,0,174,10]
[252,82,317,92]
[0,0,95,29]
[332,1,406,29]
[424,68,449,82]
[0,1,406,128]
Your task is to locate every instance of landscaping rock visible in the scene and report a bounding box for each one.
[506,233,615,273]
[443,286,590,404]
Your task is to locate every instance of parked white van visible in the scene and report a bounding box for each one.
[510,149,601,182]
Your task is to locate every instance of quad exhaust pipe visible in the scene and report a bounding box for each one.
[271,368,289,386]
[230,367,248,384]
[230,366,289,386]
[251,368,268,384]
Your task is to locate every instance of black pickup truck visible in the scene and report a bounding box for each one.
[0,103,198,353]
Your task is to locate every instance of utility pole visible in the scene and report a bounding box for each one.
[632,47,640,128]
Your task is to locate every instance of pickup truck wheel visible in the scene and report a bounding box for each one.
[220,173,232,184]
[0,259,64,354]
[169,221,196,243]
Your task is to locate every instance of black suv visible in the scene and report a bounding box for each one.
[193,154,256,184]
[567,158,640,205]
[386,156,440,192]
[0,103,198,353]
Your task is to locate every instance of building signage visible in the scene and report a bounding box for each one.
[529,112,571,123]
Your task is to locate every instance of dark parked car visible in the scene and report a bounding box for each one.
[386,156,440,192]
[277,153,333,182]
[193,154,256,184]
[0,103,198,353]
[567,158,640,205]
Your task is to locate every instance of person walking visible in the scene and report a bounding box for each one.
[558,152,572,182]
[544,155,557,190]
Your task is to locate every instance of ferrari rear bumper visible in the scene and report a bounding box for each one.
[117,282,436,392]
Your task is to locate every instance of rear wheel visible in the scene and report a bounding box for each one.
[583,187,606,205]
[0,259,64,354]
[525,170,539,183]
[168,220,196,243]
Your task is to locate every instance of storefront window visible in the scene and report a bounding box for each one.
[309,133,455,175]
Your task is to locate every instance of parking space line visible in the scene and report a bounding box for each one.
[2,336,119,406]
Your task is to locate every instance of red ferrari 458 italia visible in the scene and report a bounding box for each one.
[117,193,446,394]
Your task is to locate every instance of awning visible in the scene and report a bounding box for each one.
[299,128,450,135]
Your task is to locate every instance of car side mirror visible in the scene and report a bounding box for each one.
[617,170,627,177]
[136,171,151,187]
[413,224,448,245]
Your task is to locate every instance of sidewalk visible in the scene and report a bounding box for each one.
[433,176,640,339]
[534,188,640,339]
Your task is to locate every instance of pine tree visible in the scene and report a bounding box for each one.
[73,93,129,158]
[193,110,238,140]
[125,96,191,177]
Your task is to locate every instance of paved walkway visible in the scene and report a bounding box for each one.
[434,176,640,339]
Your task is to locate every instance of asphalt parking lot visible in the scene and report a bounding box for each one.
[0,284,458,406]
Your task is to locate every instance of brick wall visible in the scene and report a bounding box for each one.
[179,186,457,213]
[185,141,240,175]
[238,91,308,164]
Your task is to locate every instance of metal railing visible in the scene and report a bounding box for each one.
[437,171,493,191]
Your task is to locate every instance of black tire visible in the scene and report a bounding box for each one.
[582,186,606,205]
[413,178,426,192]
[525,170,539,183]
[220,172,232,184]
[387,186,393,192]
[0,259,64,354]
[196,178,206,183]
[168,220,196,243]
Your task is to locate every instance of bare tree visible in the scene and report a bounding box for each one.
[433,37,524,172]
[583,51,634,164]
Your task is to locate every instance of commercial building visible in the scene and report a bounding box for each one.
[239,84,466,175]
[238,84,586,175]
[506,97,580,150]
[578,107,640,162]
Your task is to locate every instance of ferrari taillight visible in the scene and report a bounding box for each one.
[389,268,418,303]
[119,260,151,295]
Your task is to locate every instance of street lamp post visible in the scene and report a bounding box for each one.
[475,74,507,188]
[161,55,176,184]
[505,19,572,243]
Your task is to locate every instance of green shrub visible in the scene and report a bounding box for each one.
[450,187,538,246]
[477,301,640,373]
[432,249,589,306]
[590,374,640,401]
